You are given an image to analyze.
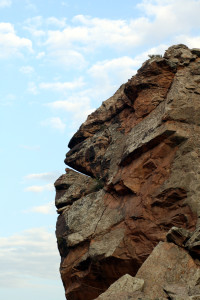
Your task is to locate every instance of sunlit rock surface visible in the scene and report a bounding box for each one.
[55,44,200,300]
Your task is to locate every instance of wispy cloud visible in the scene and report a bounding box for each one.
[24,202,55,215]
[20,65,34,74]
[0,93,16,106]
[27,81,38,94]
[39,77,85,93]
[25,0,37,12]
[46,17,67,28]
[88,56,137,90]
[23,16,44,37]
[36,51,45,59]
[24,183,54,192]
[46,94,94,127]
[40,117,66,131]
[24,172,59,181]
[47,48,86,68]
[0,0,12,8]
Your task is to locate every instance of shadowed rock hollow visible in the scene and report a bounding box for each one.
[54,44,200,300]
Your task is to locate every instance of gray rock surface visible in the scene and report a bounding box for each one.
[94,274,144,300]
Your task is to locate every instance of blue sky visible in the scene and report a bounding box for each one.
[1,0,200,299]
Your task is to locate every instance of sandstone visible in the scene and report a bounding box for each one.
[55,45,200,300]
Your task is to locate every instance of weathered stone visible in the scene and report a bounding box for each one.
[190,296,200,300]
[189,285,200,296]
[94,274,144,300]
[89,228,125,259]
[186,229,200,257]
[191,48,200,57]
[166,226,192,247]
[163,283,188,300]
[136,242,200,299]
[54,168,96,208]
[164,44,196,65]
[62,189,124,247]
[55,45,200,300]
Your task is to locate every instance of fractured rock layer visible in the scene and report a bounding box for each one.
[55,44,200,300]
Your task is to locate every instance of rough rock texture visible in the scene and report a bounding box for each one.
[95,274,144,300]
[135,241,200,299]
[55,44,200,300]
[95,242,200,300]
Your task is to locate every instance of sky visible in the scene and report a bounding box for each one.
[1,0,200,299]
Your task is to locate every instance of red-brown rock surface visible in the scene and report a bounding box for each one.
[55,44,200,300]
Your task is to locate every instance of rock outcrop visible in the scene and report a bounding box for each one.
[94,240,200,299]
[55,44,200,300]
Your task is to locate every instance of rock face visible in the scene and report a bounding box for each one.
[55,44,200,300]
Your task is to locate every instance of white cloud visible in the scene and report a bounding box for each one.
[88,56,137,87]
[46,47,86,68]
[0,228,59,287]
[25,183,54,192]
[24,16,45,37]
[0,93,16,106]
[25,0,37,12]
[174,35,200,48]
[0,0,11,8]
[46,17,67,28]
[24,172,59,181]
[27,81,38,94]
[46,94,94,129]
[39,77,85,93]
[23,16,66,42]
[137,0,200,42]
[20,65,34,74]
[47,95,91,112]
[0,23,33,58]
[45,16,142,54]
[41,15,150,69]
[36,51,45,59]
[48,96,94,116]
[41,1,200,68]
[41,117,66,131]
[24,202,55,215]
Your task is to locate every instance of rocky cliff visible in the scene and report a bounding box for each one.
[55,44,200,300]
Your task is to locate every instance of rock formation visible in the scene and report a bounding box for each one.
[55,44,200,299]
